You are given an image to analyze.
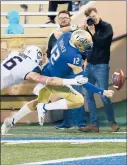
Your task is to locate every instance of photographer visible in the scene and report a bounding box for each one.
[80,7,120,132]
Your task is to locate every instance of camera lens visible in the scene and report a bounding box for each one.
[87,18,95,26]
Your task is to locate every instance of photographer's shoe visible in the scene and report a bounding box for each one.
[109,122,120,132]
[79,124,99,133]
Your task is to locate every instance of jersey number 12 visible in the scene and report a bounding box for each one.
[73,57,80,65]
[50,46,60,65]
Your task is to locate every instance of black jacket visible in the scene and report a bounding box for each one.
[46,33,57,59]
[87,19,113,64]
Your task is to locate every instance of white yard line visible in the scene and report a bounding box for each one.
[105,132,127,134]
[1,139,126,145]
[16,153,126,165]
[2,131,127,137]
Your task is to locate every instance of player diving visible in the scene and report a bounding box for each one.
[1,45,88,90]
[1,29,114,135]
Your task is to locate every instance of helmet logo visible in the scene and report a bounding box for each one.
[75,36,90,52]
[76,35,84,40]
[37,51,42,59]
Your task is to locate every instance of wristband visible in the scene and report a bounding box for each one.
[63,79,78,85]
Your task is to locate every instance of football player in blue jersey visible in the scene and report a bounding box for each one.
[2,29,114,134]
[35,29,114,125]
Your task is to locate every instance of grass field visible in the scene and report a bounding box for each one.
[1,124,127,165]
[1,100,127,164]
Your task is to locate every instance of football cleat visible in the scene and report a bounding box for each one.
[36,103,47,126]
[1,118,14,135]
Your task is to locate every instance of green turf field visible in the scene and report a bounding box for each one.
[1,142,126,165]
[1,100,127,165]
[1,125,127,165]
[1,124,127,138]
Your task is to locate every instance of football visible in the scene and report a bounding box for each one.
[112,68,125,90]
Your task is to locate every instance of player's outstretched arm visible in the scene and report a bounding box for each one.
[54,24,87,39]
[26,72,62,85]
[25,72,88,86]
[54,25,79,39]
[83,82,114,98]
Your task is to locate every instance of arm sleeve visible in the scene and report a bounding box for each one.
[46,37,52,59]
[83,82,104,95]
[92,24,113,47]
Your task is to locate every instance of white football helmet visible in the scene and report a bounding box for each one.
[70,30,93,53]
[23,45,43,66]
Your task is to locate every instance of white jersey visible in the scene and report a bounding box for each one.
[1,51,38,90]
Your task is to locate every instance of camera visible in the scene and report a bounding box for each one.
[87,18,95,26]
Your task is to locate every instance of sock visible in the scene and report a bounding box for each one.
[44,99,68,110]
[83,82,104,95]
[12,105,32,124]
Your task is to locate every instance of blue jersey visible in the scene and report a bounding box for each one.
[42,32,83,78]
[41,32,104,96]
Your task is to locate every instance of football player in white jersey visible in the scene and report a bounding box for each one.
[1,45,89,135]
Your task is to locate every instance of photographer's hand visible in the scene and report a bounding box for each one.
[88,25,95,35]
[78,23,87,30]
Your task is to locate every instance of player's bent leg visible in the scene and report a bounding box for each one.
[50,85,84,109]
[37,85,84,113]
[36,85,84,126]
[12,99,38,124]
[27,99,38,111]
[67,90,84,109]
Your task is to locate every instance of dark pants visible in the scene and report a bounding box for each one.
[61,85,86,128]
[80,0,90,6]
[84,63,116,126]
[48,1,72,21]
